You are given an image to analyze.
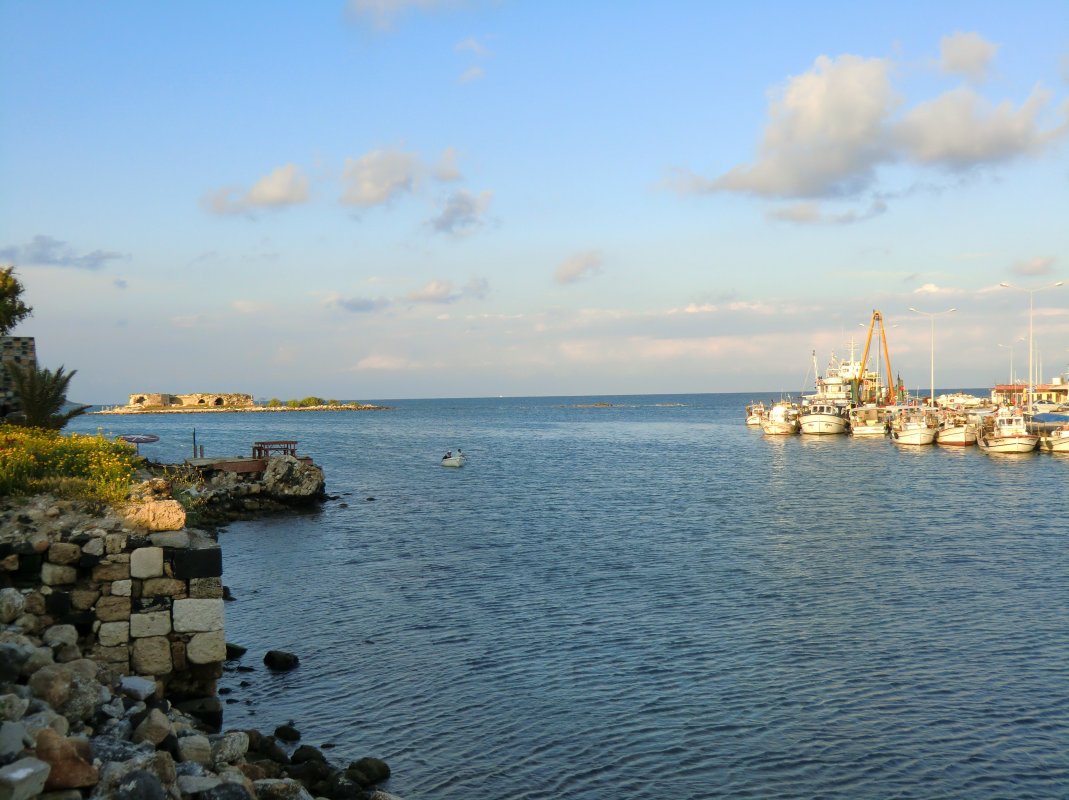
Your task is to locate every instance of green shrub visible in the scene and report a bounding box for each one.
[0,425,139,504]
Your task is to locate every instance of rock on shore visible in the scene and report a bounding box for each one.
[0,493,399,800]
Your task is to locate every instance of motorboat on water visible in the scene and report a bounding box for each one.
[848,405,887,437]
[1038,424,1069,453]
[441,448,466,467]
[745,401,765,427]
[761,401,800,435]
[799,402,848,435]
[935,392,985,409]
[935,411,977,446]
[976,408,1038,454]
[890,408,938,445]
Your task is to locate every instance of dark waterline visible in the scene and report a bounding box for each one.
[69,393,1069,799]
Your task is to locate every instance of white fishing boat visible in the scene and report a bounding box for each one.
[799,402,848,435]
[1038,424,1069,453]
[890,409,938,445]
[761,402,799,435]
[935,392,985,409]
[848,405,887,437]
[745,401,765,427]
[976,409,1038,454]
[441,448,466,467]
[934,411,977,447]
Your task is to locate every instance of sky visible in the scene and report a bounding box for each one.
[1,1,1068,402]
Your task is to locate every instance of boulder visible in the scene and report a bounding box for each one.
[34,728,98,790]
[0,757,50,800]
[123,500,186,532]
[263,651,299,671]
[0,589,25,624]
[261,457,325,504]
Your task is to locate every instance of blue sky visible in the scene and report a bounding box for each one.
[2,1,1067,401]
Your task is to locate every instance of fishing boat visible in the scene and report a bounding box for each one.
[745,401,765,426]
[799,402,848,435]
[441,449,466,467]
[976,409,1038,454]
[890,408,938,445]
[1038,424,1069,453]
[848,405,887,437]
[934,411,977,446]
[761,401,799,435]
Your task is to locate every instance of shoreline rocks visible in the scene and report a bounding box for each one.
[0,491,400,799]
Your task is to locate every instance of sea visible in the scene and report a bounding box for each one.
[68,393,1069,799]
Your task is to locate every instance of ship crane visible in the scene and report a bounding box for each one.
[855,310,895,405]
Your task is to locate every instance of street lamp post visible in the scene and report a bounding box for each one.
[999,281,1064,408]
[998,337,1026,398]
[909,307,956,406]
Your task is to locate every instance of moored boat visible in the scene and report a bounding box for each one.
[441,448,466,467]
[848,405,887,437]
[745,401,765,426]
[1038,424,1069,453]
[761,401,799,435]
[799,402,848,435]
[935,411,977,446]
[890,408,938,445]
[976,408,1038,454]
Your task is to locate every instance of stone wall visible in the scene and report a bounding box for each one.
[0,336,37,414]
[127,392,254,408]
[0,492,226,724]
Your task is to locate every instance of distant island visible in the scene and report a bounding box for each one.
[92,392,388,414]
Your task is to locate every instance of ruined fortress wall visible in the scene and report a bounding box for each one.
[0,336,37,413]
[127,392,254,408]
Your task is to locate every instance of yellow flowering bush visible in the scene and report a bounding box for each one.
[0,425,139,504]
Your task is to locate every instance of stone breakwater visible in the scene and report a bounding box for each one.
[0,483,400,799]
[93,404,388,415]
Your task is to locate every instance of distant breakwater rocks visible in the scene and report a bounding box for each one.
[94,403,389,416]
[0,493,400,799]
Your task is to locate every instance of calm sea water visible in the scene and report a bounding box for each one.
[70,394,1069,799]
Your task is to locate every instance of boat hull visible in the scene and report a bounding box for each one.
[978,435,1037,454]
[851,422,887,437]
[1039,435,1069,453]
[892,428,936,445]
[935,425,976,446]
[761,421,797,435]
[800,414,848,435]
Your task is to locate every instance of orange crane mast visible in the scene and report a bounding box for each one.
[856,310,895,404]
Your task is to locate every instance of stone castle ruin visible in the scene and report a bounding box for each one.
[127,392,254,409]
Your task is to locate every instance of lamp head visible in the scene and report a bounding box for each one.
[999,282,1010,288]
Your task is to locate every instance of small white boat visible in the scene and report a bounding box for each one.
[745,401,765,427]
[935,412,977,447]
[891,409,938,445]
[761,402,799,435]
[441,448,466,467]
[977,409,1038,454]
[799,402,848,435]
[848,405,887,437]
[1038,424,1069,453]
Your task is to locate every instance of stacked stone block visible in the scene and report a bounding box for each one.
[0,336,37,413]
[1,519,225,703]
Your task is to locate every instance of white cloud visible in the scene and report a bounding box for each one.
[1011,256,1056,276]
[407,279,457,304]
[768,199,887,224]
[939,32,999,82]
[203,164,309,215]
[324,293,390,313]
[341,149,420,207]
[232,300,273,314]
[702,54,898,198]
[456,36,487,56]
[427,190,492,235]
[895,86,1069,168]
[913,283,965,295]
[434,147,463,181]
[554,251,603,285]
[460,66,485,83]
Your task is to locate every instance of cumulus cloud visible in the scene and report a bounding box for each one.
[434,147,463,181]
[341,149,420,207]
[670,41,1069,208]
[692,54,898,199]
[895,86,1069,168]
[405,277,487,304]
[232,300,273,314]
[427,190,492,235]
[554,251,604,285]
[768,199,887,224]
[1011,256,1056,276]
[0,235,124,271]
[939,32,999,82]
[203,164,309,215]
[460,66,484,83]
[913,283,965,295]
